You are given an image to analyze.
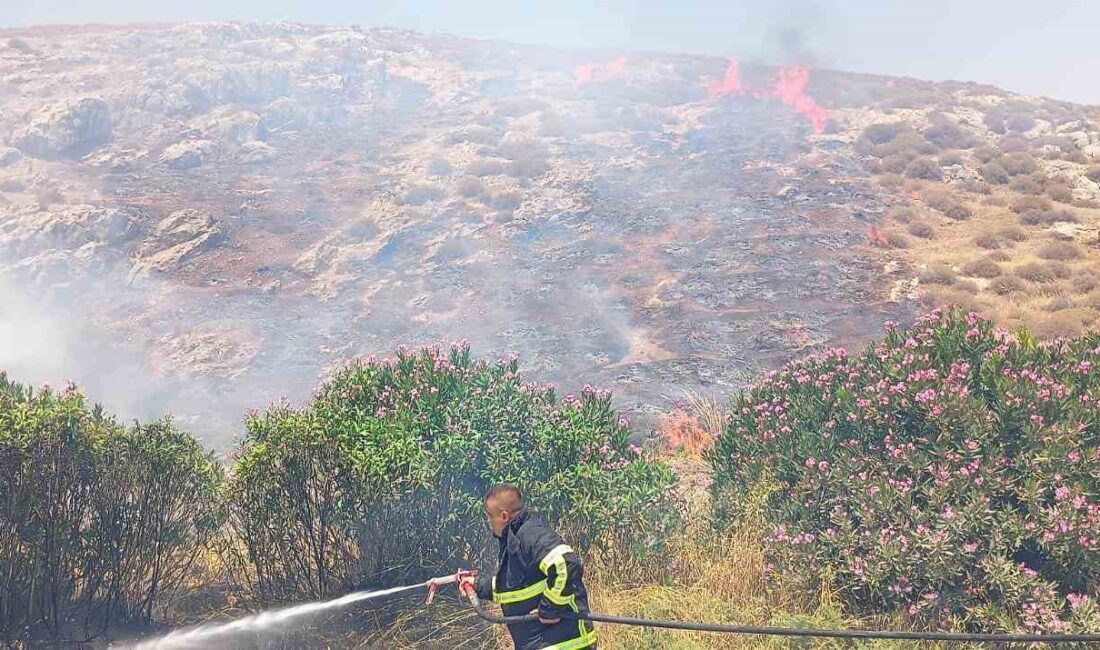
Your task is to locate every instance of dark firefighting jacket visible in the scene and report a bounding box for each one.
[475,510,596,650]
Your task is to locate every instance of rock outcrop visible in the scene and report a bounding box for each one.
[160,139,215,170]
[9,98,112,159]
[135,210,225,273]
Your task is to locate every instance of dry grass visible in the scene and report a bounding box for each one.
[989,275,1026,296]
[885,232,910,249]
[1036,241,1082,260]
[919,264,956,285]
[1031,311,1091,339]
[973,231,1007,250]
[924,190,972,221]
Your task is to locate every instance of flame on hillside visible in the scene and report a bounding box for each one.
[703,59,828,133]
[575,56,628,85]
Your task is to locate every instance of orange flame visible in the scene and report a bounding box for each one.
[574,63,596,85]
[575,56,628,86]
[772,66,828,133]
[704,59,743,98]
[607,56,628,77]
[703,59,829,133]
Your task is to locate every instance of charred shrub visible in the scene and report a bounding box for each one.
[710,309,1100,632]
[1085,167,1100,186]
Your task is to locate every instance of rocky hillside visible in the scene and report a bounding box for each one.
[1,23,1098,445]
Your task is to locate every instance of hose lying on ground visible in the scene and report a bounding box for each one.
[464,593,1100,644]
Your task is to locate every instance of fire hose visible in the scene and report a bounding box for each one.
[420,570,1100,644]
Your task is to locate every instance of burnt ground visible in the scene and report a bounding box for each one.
[0,24,921,446]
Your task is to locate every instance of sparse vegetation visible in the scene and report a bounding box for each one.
[489,189,523,211]
[938,151,964,167]
[974,231,1007,250]
[919,263,956,285]
[925,190,972,220]
[962,257,1004,278]
[1011,195,1052,215]
[466,158,507,177]
[907,221,935,239]
[884,231,910,248]
[979,162,1010,184]
[426,157,452,176]
[1000,153,1038,176]
[1037,241,1083,260]
[1020,208,1079,226]
[401,182,446,205]
[1047,182,1075,203]
[456,175,485,198]
[1017,261,1067,283]
[989,275,1026,295]
[1085,166,1100,186]
[922,119,976,149]
[1009,173,1047,195]
[904,157,942,180]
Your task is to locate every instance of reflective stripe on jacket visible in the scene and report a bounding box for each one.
[475,510,596,650]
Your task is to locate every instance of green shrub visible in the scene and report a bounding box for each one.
[0,376,221,643]
[224,344,679,602]
[709,309,1100,633]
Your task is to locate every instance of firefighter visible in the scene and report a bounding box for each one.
[461,484,596,650]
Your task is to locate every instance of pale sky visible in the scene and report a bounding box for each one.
[4,0,1099,105]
